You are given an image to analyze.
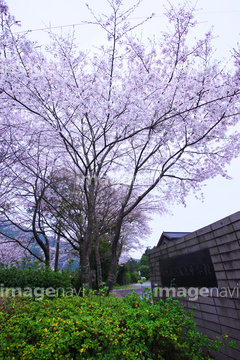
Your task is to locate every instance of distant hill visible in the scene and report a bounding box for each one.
[0,222,79,270]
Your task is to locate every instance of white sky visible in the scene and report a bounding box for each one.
[6,0,240,258]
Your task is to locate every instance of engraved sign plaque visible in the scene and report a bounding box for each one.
[160,248,218,287]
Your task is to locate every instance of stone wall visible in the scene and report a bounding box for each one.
[148,211,240,360]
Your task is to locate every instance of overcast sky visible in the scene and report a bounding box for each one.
[6,0,240,258]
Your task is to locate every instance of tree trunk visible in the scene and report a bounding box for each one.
[79,178,95,291]
[95,236,103,289]
[105,215,123,295]
[80,243,91,291]
[105,252,118,295]
[54,229,60,272]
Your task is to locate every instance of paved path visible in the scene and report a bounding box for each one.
[111,282,151,298]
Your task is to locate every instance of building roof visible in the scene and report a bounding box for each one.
[157,231,190,247]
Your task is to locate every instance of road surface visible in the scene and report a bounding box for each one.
[111,282,151,298]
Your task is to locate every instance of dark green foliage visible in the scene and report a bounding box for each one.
[139,264,149,279]
[116,264,130,286]
[126,272,131,285]
[139,248,150,267]
[0,262,77,298]
[130,271,139,283]
[125,258,139,273]
[90,241,112,284]
[139,254,148,266]
[0,289,236,359]
[120,249,151,284]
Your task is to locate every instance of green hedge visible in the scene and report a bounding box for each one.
[0,262,78,299]
[0,289,236,359]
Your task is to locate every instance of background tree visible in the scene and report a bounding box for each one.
[125,258,139,273]
[123,248,150,282]
[0,228,30,266]
[0,129,76,268]
[137,248,150,280]
[139,248,150,267]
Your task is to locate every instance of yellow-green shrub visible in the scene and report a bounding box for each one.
[0,289,236,360]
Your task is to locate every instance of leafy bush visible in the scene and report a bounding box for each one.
[0,262,78,299]
[139,264,149,279]
[0,289,236,359]
[130,270,139,283]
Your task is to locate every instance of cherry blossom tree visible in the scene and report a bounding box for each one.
[0,0,240,292]
[0,240,27,266]
[40,167,149,287]
[0,132,59,265]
